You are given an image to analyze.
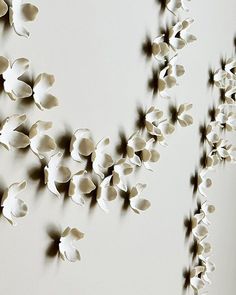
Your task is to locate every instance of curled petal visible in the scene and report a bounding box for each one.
[59,227,84,262]
[1,181,27,225]
[33,73,58,110]
[9,0,39,37]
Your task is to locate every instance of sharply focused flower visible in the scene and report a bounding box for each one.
[0,114,30,150]
[9,0,38,37]
[190,265,206,292]
[145,107,175,145]
[127,132,160,167]
[128,183,151,214]
[0,57,32,100]
[1,181,28,225]
[111,158,133,191]
[176,103,193,127]
[196,241,212,259]
[179,18,197,44]
[29,120,57,159]
[96,175,117,212]
[70,128,95,162]
[59,227,84,262]
[0,0,8,17]
[69,170,96,206]
[44,152,71,198]
[33,73,59,110]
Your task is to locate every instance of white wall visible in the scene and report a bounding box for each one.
[0,0,235,294]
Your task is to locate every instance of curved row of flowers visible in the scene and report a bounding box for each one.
[0,1,196,262]
[186,56,236,294]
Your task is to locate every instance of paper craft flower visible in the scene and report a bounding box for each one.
[179,18,197,45]
[69,170,96,206]
[190,265,205,292]
[205,122,219,145]
[152,35,170,61]
[165,0,190,13]
[0,114,30,150]
[151,58,185,98]
[1,181,28,225]
[44,152,71,198]
[196,201,215,226]
[225,57,236,81]
[128,183,151,214]
[111,158,133,191]
[29,121,57,159]
[91,138,113,178]
[215,105,236,131]
[59,227,84,262]
[176,103,193,127]
[201,257,216,285]
[96,175,117,212]
[0,57,32,100]
[196,241,212,259]
[197,170,212,198]
[145,107,175,145]
[9,0,38,37]
[70,129,94,162]
[224,85,236,104]
[0,0,8,17]
[127,133,160,167]
[191,212,208,240]
[33,73,59,110]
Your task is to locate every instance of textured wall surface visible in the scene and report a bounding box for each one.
[0,1,235,294]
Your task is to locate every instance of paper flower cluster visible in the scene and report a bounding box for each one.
[0,56,59,110]
[0,0,196,264]
[186,56,236,294]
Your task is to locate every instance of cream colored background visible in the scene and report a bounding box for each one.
[0,0,235,294]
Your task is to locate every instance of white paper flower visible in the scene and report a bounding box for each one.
[213,69,229,89]
[224,85,236,104]
[127,132,160,167]
[69,170,96,206]
[0,57,32,100]
[197,170,212,198]
[0,0,8,17]
[0,114,30,150]
[145,107,175,146]
[128,183,151,214]
[91,138,113,179]
[204,152,219,169]
[96,175,117,212]
[190,265,206,292]
[198,201,215,226]
[166,0,190,13]
[1,181,27,225]
[152,19,196,60]
[59,227,84,262]
[216,105,236,131]
[9,0,38,37]
[205,122,219,146]
[153,59,185,98]
[29,121,57,159]
[152,35,170,61]
[70,128,95,162]
[197,241,212,259]
[176,103,193,127]
[191,213,208,241]
[44,152,71,198]
[225,57,236,81]
[33,73,59,110]
[201,257,216,285]
[180,18,197,44]
[111,158,133,191]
